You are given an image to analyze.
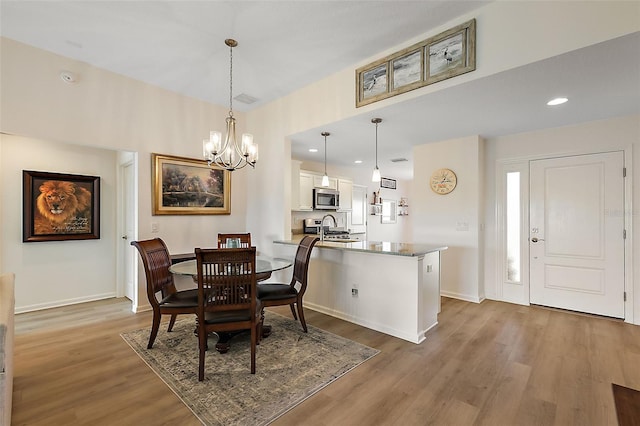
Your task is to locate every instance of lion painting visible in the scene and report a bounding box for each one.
[33,180,92,235]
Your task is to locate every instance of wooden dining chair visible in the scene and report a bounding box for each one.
[217,233,251,248]
[257,236,319,332]
[195,247,263,381]
[131,238,199,349]
[217,233,272,281]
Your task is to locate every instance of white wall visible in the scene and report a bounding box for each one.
[412,136,484,303]
[0,38,249,311]
[0,135,118,312]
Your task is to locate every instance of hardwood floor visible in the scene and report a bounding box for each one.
[12,297,640,425]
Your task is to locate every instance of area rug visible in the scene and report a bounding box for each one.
[121,311,379,426]
[612,383,640,426]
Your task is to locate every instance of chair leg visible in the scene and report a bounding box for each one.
[289,303,298,320]
[167,314,178,332]
[198,323,207,381]
[296,300,308,333]
[250,324,257,374]
[257,310,264,344]
[147,310,161,349]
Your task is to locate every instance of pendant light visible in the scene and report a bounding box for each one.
[321,131,330,187]
[202,39,258,171]
[371,118,382,182]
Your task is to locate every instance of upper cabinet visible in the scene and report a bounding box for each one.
[338,179,353,211]
[298,172,314,210]
[312,174,337,190]
[291,160,313,211]
[291,162,353,211]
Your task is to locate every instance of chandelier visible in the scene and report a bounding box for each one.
[202,39,258,171]
[371,118,382,182]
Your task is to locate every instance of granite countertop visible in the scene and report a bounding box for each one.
[275,236,447,257]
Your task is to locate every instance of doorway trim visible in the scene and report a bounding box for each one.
[117,152,139,312]
[494,146,634,324]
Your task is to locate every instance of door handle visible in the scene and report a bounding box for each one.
[531,237,545,243]
[122,235,128,240]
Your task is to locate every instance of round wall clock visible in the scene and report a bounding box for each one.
[430,168,457,194]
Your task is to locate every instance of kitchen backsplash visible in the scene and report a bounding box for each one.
[291,210,347,232]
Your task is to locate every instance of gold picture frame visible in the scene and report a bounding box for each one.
[356,18,476,108]
[152,153,231,215]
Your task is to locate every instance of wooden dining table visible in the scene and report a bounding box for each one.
[169,254,292,353]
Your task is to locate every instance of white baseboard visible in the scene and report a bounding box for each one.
[15,292,116,314]
[440,290,484,304]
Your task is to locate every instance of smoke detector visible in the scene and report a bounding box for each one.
[60,71,77,84]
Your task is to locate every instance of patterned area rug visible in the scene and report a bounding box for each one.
[121,311,379,426]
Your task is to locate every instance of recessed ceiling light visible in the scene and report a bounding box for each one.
[547,97,568,106]
[354,160,363,164]
[308,148,318,153]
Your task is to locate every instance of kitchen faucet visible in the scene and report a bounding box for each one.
[320,214,337,242]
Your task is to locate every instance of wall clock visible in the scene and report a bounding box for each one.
[430,168,457,194]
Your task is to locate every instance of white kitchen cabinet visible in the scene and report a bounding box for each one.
[312,174,337,190]
[298,172,314,210]
[338,179,353,211]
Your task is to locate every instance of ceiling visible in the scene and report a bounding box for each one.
[2,1,639,180]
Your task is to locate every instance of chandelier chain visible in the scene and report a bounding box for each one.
[229,42,233,117]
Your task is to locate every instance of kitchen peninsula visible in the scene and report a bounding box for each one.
[273,238,447,344]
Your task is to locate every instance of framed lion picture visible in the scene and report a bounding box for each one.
[23,170,100,242]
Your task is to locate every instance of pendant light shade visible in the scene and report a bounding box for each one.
[372,167,381,183]
[202,38,258,171]
[371,118,382,182]
[321,131,330,187]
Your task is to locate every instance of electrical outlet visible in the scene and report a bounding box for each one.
[352,288,358,297]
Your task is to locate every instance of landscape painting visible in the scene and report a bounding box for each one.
[362,63,388,99]
[356,61,389,107]
[428,32,464,76]
[425,19,476,85]
[392,49,422,92]
[152,153,230,215]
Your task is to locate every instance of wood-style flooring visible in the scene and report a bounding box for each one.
[11,297,640,425]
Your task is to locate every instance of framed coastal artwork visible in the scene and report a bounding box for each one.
[152,153,231,215]
[355,18,476,107]
[356,61,389,107]
[425,19,476,85]
[23,170,100,242]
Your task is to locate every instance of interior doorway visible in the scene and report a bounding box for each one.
[118,154,138,310]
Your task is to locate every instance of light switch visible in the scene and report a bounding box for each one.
[151,222,159,233]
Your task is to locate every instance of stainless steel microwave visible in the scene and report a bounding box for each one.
[313,188,340,210]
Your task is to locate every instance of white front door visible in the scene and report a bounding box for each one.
[529,151,625,318]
